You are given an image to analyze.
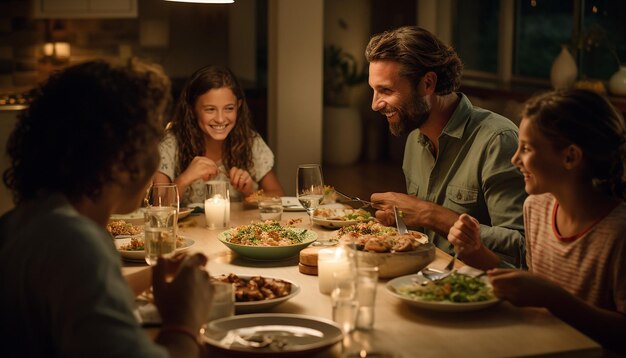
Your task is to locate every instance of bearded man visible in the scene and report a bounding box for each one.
[366,26,527,268]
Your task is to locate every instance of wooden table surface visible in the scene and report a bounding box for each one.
[122,203,602,357]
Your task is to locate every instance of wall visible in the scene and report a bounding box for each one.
[268,0,324,196]
[0,0,233,90]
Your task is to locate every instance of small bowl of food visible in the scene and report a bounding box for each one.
[337,222,435,278]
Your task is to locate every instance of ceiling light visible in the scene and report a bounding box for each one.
[165,0,234,3]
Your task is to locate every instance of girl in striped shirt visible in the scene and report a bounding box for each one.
[448,89,626,353]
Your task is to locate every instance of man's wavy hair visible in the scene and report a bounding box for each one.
[365,26,463,95]
[168,65,255,176]
[522,89,626,200]
[3,59,171,204]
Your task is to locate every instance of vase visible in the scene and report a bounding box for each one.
[550,45,577,90]
[323,106,362,166]
[608,66,626,97]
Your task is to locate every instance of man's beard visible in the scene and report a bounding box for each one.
[385,95,430,136]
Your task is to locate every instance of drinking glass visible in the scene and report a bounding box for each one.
[207,281,235,322]
[258,196,283,221]
[296,164,324,225]
[355,267,379,330]
[201,281,235,336]
[144,184,179,266]
[331,271,358,334]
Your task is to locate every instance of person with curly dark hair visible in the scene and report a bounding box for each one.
[0,59,212,357]
[154,65,284,205]
[448,89,626,354]
[366,26,527,268]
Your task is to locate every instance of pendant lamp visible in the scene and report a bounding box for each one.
[165,0,234,3]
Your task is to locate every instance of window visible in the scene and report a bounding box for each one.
[514,0,573,79]
[453,0,499,74]
[452,0,625,82]
[579,0,626,80]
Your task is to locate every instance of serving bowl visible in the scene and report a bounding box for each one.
[217,228,317,261]
[356,242,435,278]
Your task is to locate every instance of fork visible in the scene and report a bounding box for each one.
[393,206,409,234]
[334,189,373,207]
[420,250,458,282]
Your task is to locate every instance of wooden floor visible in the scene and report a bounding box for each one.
[322,160,406,201]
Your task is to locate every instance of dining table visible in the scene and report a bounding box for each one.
[121,202,603,357]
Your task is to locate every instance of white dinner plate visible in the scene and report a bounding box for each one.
[110,208,146,224]
[311,216,373,229]
[215,274,301,314]
[203,313,343,355]
[178,207,194,220]
[386,273,500,312]
[281,197,306,212]
[310,203,372,229]
[111,207,194,222]
[114,236,195,262]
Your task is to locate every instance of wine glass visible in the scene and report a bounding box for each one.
[144,183,180,266]
[296,164,324,225]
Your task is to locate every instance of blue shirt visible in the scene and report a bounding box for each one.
[0,194,167,357]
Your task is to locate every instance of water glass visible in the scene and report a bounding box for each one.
[258,196,283,221]
[144,184,179,266]
[296,164,324,225]
[331,271,358,334]
[205,180,230,229]
[355,267,379,330]
[144,207,177,266]
[207,281,235,322]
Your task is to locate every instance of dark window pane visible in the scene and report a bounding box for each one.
[514,0,573,78]
[452,0,499,73]
[579,0,625,80]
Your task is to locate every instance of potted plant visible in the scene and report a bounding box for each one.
[574,24,626,95]
[323,45,368,107]
[322,45,369,166]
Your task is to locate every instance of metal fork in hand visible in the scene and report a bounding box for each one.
[393,206,409,234]
[334,189,373,207]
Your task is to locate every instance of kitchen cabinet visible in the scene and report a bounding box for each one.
[0,108,21,215]
[33,0,137,18]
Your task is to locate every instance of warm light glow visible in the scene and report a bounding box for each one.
[165,0,234,3]
[42,42,71,59]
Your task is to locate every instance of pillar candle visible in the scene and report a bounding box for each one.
[318,247,354,294]
[205,196,227,229]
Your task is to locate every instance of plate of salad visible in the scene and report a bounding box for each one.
[386,272,500,312]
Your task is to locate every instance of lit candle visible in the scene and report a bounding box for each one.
[205,195,227,229]
[318,247,354,294]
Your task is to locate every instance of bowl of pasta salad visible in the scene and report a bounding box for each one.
[217,221,317,260]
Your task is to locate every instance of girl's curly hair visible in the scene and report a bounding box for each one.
[3,59,171,204]
[522,89,626,200]
[168,65,255,176]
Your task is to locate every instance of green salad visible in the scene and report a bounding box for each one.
[227,221,309,246]
[399,273,494,303]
